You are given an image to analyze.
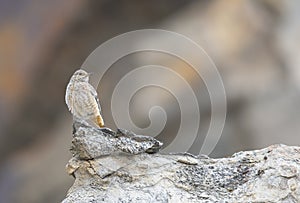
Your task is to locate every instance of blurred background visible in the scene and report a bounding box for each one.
[0,0,300,202]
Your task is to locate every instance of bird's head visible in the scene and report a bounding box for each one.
[72,69,91,82]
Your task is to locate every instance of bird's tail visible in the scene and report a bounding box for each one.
[96,115,105,127]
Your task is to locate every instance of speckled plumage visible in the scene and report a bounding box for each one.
[65,69,105,127]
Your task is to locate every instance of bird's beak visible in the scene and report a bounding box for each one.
[88,72,93,76]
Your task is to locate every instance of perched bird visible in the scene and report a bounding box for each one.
[65,69,105,127]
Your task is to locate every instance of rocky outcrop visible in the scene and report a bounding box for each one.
[62,122,300,202]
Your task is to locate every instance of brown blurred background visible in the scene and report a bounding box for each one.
[0,0,300,202]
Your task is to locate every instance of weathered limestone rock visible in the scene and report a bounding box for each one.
[63,122,300,202]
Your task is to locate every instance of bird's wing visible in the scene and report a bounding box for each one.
[88,83,102,113]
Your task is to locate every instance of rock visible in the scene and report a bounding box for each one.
[70,121,163,160]
[63,122,300,202]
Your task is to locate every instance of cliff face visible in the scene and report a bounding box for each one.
[62,122,300,202]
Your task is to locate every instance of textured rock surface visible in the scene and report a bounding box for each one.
[63,123,300,203]
[70,122,163,160]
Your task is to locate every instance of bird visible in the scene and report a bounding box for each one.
[65,69,105,128]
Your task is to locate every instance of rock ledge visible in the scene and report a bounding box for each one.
[62,122,300,202]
